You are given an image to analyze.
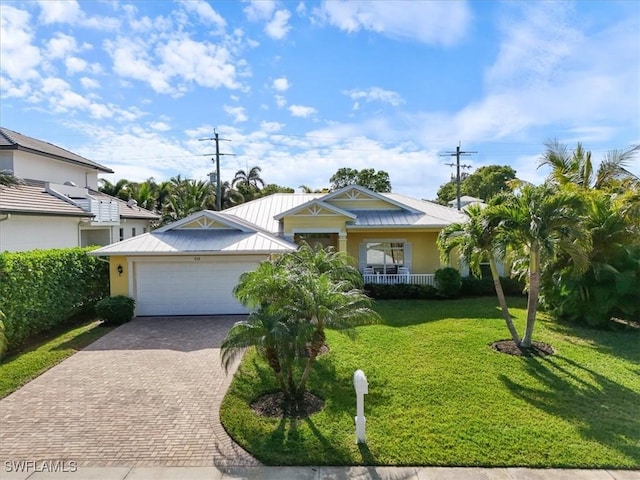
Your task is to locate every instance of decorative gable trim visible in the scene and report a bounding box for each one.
[274,200,357,220]
[155,210,254,233]
[319,185,421,213]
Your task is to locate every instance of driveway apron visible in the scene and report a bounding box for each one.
[0,316,260,467]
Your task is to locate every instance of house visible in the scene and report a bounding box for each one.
[0,127,159,252]
[91,185,468,316]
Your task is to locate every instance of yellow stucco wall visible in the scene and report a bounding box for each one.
[109,256,129,296]
[326,198,400,211]
[283,216,349,234]
[346,230,445,274]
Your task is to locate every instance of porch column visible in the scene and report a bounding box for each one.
[338,232,348,252]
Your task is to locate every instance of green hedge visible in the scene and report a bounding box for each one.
[364,283,438,300]
[0,247,109,350]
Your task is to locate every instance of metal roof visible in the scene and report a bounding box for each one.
[90,228,297,256]
[224,193,322,232]
[0,127,113,173]
[0,180,92,217]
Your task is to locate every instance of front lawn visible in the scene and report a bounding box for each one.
[220,297,640,467]
[0,320,114,399]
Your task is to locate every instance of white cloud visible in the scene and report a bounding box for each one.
[46,33,78,59]
[80,77,100,89]
[289,104,317,118]
[244,0,276,22]
[260,121,284,132]
[275,94,287,108]
[38,0,81,24]
[0,6,41,81]
[316,0,471,46]
[65,57,87,74]
[272,76,290,91]
[344,87,404,107]
[224,105,248,123]
[149,121,171,131]
[265,9,291,39]
[178,0,226,33]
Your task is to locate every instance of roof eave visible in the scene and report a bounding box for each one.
[1,144,114,173]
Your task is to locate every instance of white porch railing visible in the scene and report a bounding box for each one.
[363,274,435,286]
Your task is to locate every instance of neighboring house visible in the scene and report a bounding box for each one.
[0,127,159,252]
[91,185,468,316]
[448,195,485,210]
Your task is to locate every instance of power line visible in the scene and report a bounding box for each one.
[440,142,477,211]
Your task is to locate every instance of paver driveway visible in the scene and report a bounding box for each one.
[0,316,260,467]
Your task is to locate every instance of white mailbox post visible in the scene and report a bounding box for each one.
[353,369,368,444]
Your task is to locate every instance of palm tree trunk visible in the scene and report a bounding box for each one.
[489,256,521,345]
[521,246,541,348]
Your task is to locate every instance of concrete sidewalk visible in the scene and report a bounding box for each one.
[2,466,639,480]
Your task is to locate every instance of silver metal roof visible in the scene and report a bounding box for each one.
[90,229,297,256]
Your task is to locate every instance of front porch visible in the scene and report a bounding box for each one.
[362,272,436,286]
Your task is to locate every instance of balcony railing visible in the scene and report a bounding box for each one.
[75,198,120,223]
[363,273,435,286]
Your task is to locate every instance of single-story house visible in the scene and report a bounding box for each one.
[0,127,158,252]
[91,185,468,316]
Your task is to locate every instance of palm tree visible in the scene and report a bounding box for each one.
[228,244,379,410]
[540,140,639,191]
[438,204,520,344]
[218,181,244,210]
[161,178,215,224]
[232,166,264,190]
[490,183,590,347]
[98,178,130,199]
[0,170,24,186]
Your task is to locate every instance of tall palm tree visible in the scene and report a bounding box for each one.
[98,178,130,199]
[540,140,639,191]
[490,183,590,347]
[161,178,215,224]
[438,204,520,344]
[218,181,244,210]
[232,166,264,190]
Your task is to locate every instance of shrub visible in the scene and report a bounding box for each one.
[0,247,109,350]
[95,296,135,325]
[0,311,7,360]
[364,283,438,300]
[434,267,462,298]
[460,276,525,297]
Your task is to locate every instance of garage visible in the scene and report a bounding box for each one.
[134,258,260,316]
[90,210,298,316]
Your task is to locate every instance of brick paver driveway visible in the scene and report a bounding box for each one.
[0,316,259,467]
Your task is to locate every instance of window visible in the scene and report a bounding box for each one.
[143,227,147,234]
[119,228,124,241]
[132,227,137,237]
[365,242,405,274]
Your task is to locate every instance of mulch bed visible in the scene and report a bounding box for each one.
[491,339,555,357]
[251,391,324,419]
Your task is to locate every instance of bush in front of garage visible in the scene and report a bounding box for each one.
[96,296,136,325]
[0,247,109,351]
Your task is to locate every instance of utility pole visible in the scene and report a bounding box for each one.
[199,129,234,211]
[440,142,476,210]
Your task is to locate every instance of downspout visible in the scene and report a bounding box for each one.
[0,213,10,223]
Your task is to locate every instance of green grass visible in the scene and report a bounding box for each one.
[220,297,640,467]
[0,320,114,399]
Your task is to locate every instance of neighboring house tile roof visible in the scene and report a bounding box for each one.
[0,180,92,217]
[0,127,114,173]
[0,179,159,220]
[91,210,297,255]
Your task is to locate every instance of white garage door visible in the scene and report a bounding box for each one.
[134,258,258,316]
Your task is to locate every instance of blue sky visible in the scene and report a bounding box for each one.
[1,0,639,199]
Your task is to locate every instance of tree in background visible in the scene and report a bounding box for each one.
[329,167,391,192]
[436,165,517,205]
[232,166,264,201]
[0,170,25,187]
[261,184,295,195]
